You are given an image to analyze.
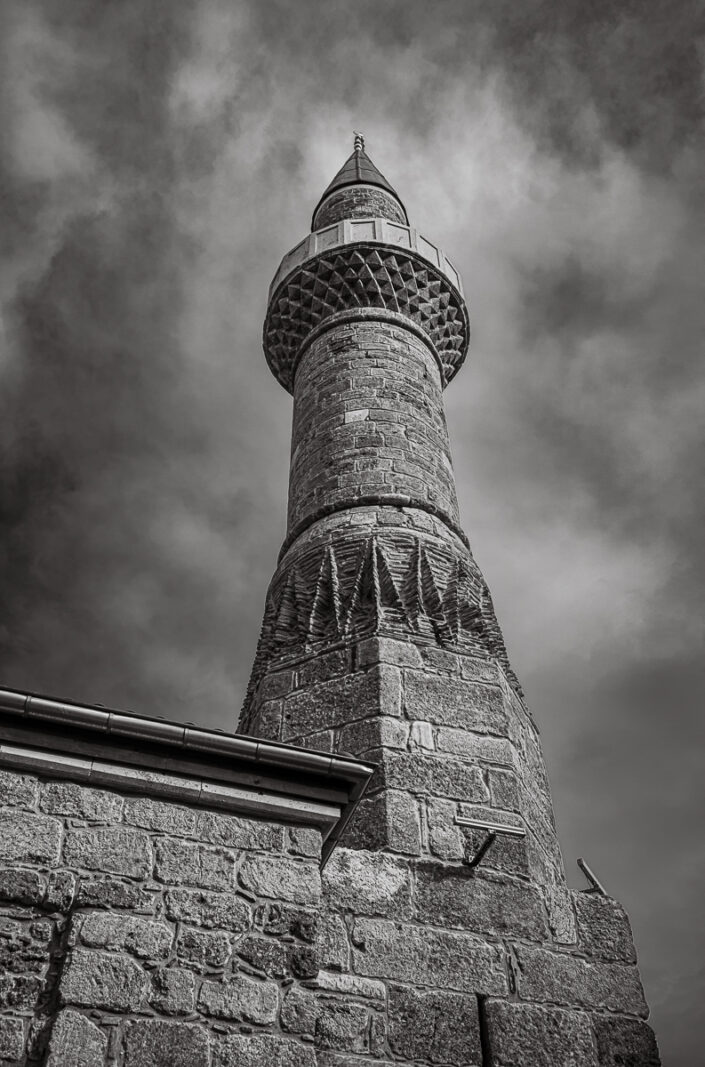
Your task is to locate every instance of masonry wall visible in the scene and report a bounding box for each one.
[0,766,322,1066]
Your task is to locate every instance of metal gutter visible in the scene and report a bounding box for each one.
[0,685,375,863]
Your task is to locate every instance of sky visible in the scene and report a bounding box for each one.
[0,1,703,1060]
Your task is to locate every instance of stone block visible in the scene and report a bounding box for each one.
[150,968,195,1015]
[296,649,350,687]
[0,770,38,809]
[123,797,197,835]
[486,1000,598,1067]
[426,797,464,860]
[260,902,318,942]
[542,885,578,944]
[435,727,515,765]
[316,999,369,1052]
[40,782,123,822]
[403,674,507,734]
[459,656,501,683]
[488,767,520,811]
[460,824,529,878]
[0,974,41,1011]
[194,810,285,851]
[154,837,234,890]
[76,877,153,912]
[593,1014,661,1066]
[176,927,231,969]
[0,810,62,866]
[0,867,46,906]
[515,944,648,1015]
[338,716,409,756]
[415,863,549,941]
[0,916,51,974]
[351,918,507,994]
[239,854,320,904]
[165,886,250,931]
[0,1016,24,1063]
[307,970,385,999]
[378,750,490,801]
[574,892,637,962]
[324,848,411,917]
[281,986,318,1036]
[236,934,291,978]
[45,870,77,911]
[342,790,421,855]
[198,975,278,1024]
[287,826,322,857]
[46,1009,107,1067]
[282,668,399,740]
[212,1033,316,1067]
[61,948,148,1011]
[123,1020,209,1067]
[64,827,151,879]
[388,984,481,1065]
[318,912,350,971]
[357,636,422,667]
[78,913,173,959]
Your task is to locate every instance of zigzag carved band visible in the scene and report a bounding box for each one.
[264,243,470,393]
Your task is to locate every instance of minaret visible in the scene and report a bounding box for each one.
[242,138,659,1064]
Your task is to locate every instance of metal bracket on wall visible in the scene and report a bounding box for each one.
[577,856,608,895]
[455,816,527,869]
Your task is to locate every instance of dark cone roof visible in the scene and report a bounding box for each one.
[313,146,408,225]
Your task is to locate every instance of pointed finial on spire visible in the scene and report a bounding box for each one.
[353,131,365,153]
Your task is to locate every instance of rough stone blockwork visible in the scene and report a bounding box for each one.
[0,767,322,1065]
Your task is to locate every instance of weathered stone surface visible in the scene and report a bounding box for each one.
[177,926,231,969]
[281,667,401,741]
[574,892,637,962]
[123,1019,209,1067]
[239,854,320,904]
[306,970,385,1000]
[0,867,45,906]
[287,826,321,858]
[593,1014,660,1066]
[377,750,490,801]
[46,1008,107,1067]
[237,934,291,977]
[318,912,350,971]
[78,913,173,959]
[426,797,464,860]
[0,770,38,809]
[403,675,507,734]
[488,767,519,811]
[63,827,151,878]
[123,798,197,836]
[40,782,123,822]
[324,848,411,917]
[76,877,153,911]
[351,918,508,994]
[515,944,648,1015]
[260,902,318,942]
[316,999,369,1052]
[45,870,77,911]
[0,974,41,1011]
[165,887,250,931]
[281,986,317,1036]
[542,884,578,944]
[338,716,409,757]
[198,975,278,1024]
[61,948,148,1011]
[415,864,549,941]
[388,984,481,1065]
[195,810,285,852]
[0,810,62,866]
[213,1033,316,1067]
[486,1001,598,1067]
[357,635,422,667]
[342,790,421,854]
[435,727,515,765]
[0,916,51,973]
[0,1016,24,1063]
[154,837,234,890]
[150,968,195,1015]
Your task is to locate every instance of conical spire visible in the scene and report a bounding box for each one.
[312,134,408,228]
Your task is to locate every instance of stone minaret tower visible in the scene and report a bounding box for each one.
[241,138,660,1065]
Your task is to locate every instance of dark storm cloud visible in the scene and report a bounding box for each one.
[1,2,703,1063]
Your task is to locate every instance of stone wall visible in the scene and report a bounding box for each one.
[0,766,322,1066]
[287,321,460,539]
[313,187,407,230]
